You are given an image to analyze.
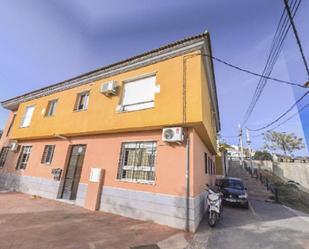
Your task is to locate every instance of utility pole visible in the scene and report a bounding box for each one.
[238,124,244,167]
[246,128,253,171]
[283,0,309,81]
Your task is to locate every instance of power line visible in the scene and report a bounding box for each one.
[247,90,309,131]
[220,98,309,140]
[203,54,305,88]
[232,101,309,143]
[242,0,300,126]
[266,101,309,131]
[284,0,309,79]
[241,0,302,126]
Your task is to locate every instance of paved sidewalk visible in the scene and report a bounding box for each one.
[0,192,189,249]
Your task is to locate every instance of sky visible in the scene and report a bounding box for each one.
[0,0,308,156]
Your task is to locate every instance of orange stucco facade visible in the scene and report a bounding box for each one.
[0,33,220,231]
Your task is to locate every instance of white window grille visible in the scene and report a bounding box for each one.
[117,141,157,183]
[41,145,55,164]
[16,146,32,169]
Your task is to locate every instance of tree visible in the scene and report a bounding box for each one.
[253,150,273,161]
[0,129,2,139]
[263,131,305,156]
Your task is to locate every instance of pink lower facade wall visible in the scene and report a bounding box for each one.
[0,128,216,231]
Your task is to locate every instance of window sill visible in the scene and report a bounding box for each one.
[117,106,155,114]
[73,109,88,113]
[117,178,155,185]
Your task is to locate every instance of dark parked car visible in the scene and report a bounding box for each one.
[216,177,249,209]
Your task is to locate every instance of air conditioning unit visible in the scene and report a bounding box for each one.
[10,142,20,152]
[100,81,117,96]
[162,127,184,143]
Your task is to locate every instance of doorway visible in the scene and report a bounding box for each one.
[60,145,86,200]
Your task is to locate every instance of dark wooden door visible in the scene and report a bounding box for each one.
[61,145,86,200]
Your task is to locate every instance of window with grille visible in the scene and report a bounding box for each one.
[45,99,58,117]
[16,146,32,170]
[20,105,35,128]
[204,153,208,174]
[74,91,89,111]
[41,145,55,164]
[210,159,213,175]
[121,75,156,112]
[0,147,9,168]
[117,141,157,183]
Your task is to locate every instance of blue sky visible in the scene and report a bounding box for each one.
[0,0,308,155]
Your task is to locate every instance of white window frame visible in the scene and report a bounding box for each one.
[0,146,10,168]
[20,105,35,128]
[16,146,32,170]
[41,145,55,165]
[45,99,58,117]
[120,75,157,112]
[117,141,157,184]
[74,91,89,111]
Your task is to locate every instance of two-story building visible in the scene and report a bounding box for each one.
[0,32,220,232]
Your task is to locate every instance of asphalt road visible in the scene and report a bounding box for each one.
[187,200,309,249]
[187,160,309,249]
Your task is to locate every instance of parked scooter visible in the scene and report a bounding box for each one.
[206,184,222,227]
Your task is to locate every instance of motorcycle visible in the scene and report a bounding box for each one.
[206,184,222,227]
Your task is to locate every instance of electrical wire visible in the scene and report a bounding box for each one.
[241,0,302,126]
[284,0,309,79]
[225,101,309,140]
[203,54,305,88]
[247,90,309,131]
[266,101,309,131]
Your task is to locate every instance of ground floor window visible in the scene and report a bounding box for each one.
[117,141,157,183]
[0,147,9,167]
[41,145,55,164]
[16,146,32,170]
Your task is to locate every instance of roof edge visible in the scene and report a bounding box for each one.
[1,32,208,110]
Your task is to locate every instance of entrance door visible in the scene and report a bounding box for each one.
[61,145,86,200]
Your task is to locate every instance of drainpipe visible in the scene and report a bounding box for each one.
[185,132,190,232]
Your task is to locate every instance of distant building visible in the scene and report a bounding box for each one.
[227,145,242,160]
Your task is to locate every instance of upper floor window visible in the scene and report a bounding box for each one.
[45,99,58,117]
[74,91,89,111]
[0,146,10,168]
[16,146,32,170]
[20,106,35,128]
[41,145,55,164]
[117,141,157,183]
[121,75,156,112]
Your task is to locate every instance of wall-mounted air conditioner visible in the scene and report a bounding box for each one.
[10,142,20,152]
[162,127,184,143]
[100,81,117,96]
